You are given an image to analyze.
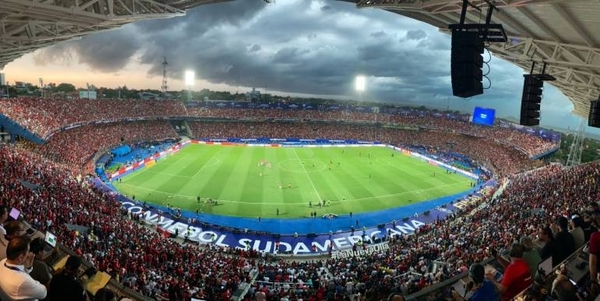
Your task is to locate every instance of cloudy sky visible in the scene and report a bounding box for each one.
[2,0,596,135]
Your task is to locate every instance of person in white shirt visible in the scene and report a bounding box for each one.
[570,215,586,250]
[0,236,47,301]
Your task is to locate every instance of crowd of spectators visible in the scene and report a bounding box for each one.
[0,98,186,138]
[21,121,177,174]
[0,98,558,158]
[1,114,541,177]
[185,107,558,158]
[0,144,258,300]
[246,163,600,301]
[0,131,598,300]
[1,98,593,301]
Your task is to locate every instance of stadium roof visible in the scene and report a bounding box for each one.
[347,0,600,118]
[0,0,230,70]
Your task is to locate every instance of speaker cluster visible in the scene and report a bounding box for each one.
[520,75,544,126]
[589,100,600,128]
[451,31,484,98]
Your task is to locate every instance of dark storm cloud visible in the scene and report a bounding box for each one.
[35,0,456,100]
[370,31,387,38]
[405,29,426,41]
[272,47,306,64]
[34,0,266,73]
[134,0,266,34]
[248,44,262,52]
[30,0,579,125]
[33,27,140,71]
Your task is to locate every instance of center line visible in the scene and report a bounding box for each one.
[293,148,322,202]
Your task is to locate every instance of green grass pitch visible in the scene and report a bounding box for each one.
[113,144,473,218]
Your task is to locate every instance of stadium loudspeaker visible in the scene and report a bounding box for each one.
[451,31,484,98]
[589,101,600,128]
[520,75,544,126]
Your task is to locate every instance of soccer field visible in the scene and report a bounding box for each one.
[114,144,473,218]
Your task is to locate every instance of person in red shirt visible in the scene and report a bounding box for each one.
[588,231,600,282]
[487,243,532,301]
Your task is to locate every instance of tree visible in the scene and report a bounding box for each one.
[56,83,76,92]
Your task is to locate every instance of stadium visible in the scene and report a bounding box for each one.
[1,1,600,301]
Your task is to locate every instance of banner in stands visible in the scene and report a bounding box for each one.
[113,184,496,256]
[119,183,494,256]
[121,200,427,255]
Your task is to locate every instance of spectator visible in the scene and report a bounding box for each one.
[0,205,7,236]
[0,221,27,261]
[589,230,600,283]
[29,237,53,288]
[48,255,87,301]
[583,213,598,242]
[569,215,585,249]
[520,236,542,277]
[0,236,47,301]
[486,243,532,301]
[388,291,406,301]
[452,263,496,301]
[538,226,557,266]
[94,288,116,301]
[256,290,266,301]
[553,216,575,266]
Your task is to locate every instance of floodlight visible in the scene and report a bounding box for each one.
[355,75,366,92]
[184,70,195,86]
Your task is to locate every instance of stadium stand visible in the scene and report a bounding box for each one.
[4,98,598,301]
[0,98,558,159]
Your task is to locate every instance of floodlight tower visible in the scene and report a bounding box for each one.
[184,70,195,102]
[566,118,585,167]
[39,78,44,98]
[355,75,366,102]
[161,57,168,97]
